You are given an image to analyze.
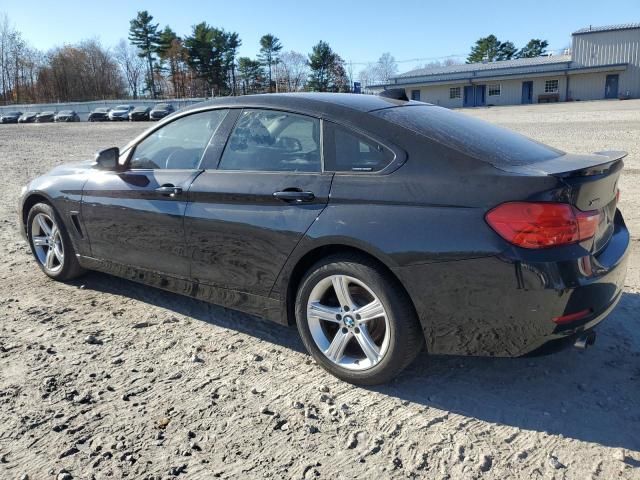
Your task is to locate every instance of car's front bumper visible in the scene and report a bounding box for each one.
[394,210,630,357]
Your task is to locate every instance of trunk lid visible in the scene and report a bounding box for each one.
[499,151,625,254]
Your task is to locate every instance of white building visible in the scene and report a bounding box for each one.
[376,23,640,108]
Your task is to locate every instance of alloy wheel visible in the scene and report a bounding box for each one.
[31,213,64,273]
[306,274,390,370]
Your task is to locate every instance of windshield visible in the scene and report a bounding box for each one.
[94,108,107,113]
[59,110,73,115]
[133,107,148,112]
[41,111,54,115]
[374,105,563,166]
[155,104,171,110]
[115,105,130,110]
[7,112,21,116]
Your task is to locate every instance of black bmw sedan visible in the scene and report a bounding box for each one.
[0,111,22,124]
[17,93,629,384]
[35,111,56,123]
[55,110,80,122]
[129,106,151,121]
[88,108,110,122]
[149,103,175,120]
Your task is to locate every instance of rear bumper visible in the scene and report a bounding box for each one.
[395,210,630,357]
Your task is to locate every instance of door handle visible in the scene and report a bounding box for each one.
[273,190,315,202]
[156,185,183,197]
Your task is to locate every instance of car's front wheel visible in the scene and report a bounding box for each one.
[295,254,424,385]
[27,203,85,281]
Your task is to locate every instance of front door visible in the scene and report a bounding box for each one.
[474,85,486,106]
[463,86,474,107]
[185,109,333,297]
[81,109,229,277]
[521,81,533,104]
[605,74,619,99]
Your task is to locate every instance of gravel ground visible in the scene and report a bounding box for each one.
[0,101,639,480]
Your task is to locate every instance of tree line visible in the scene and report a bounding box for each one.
[467,36,549,63]
[0,10,358,105]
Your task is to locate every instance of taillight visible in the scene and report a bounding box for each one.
[485,202,600,249]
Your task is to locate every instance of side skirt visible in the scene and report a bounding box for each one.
[77,256,286,325]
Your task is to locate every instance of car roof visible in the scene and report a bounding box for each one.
[181,93,426,118]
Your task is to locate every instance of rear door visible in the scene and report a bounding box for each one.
[185,108,333,296]
[81,109,229,277]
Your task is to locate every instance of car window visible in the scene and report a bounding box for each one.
[219,109,321,172]
[325,123,395,172]
[129,110,228,170]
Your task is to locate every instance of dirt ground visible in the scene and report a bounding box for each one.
[0,100,639,480]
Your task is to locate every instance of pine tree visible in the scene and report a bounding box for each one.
[516,39,549,58]
[258,34,283,93]
[128,10,160,98]
[307,40,347,92]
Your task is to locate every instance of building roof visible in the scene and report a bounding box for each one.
[396,55,572,79]
[573,23,640,35]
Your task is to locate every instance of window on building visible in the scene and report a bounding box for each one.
[411,89,421,101]
[545,79,559,93]
[449,87,461,99]
[488,84,501,96]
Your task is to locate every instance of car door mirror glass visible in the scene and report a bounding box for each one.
[95,147,120,170]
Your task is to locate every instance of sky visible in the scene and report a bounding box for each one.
[2,0,640,73]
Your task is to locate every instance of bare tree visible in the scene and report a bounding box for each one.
[357,53,398,88]
[115,39,145,98]
[375,52,398,84]
[278,51,308,92]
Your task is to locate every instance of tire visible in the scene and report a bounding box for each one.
[26,202,85,281]
[295,254,424,385]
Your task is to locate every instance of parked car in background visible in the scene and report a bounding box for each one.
[18,112,38,124]
[88,108,110,122]
[55,110,80,122]
[129,106,151,121]
[0,111,23,124]
[108,105,133,121]
[17,93,630,385]
[35,111,56,123]
[149,103,175,120]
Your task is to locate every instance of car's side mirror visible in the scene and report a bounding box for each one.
[95,147,120,170]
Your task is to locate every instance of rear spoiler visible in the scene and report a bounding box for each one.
[379,88,409,101]
[498,151,627,178]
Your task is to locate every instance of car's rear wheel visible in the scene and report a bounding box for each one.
[295,254,424,385]
[27,203,85,281]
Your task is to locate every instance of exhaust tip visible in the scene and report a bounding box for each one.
[574,331,596,350]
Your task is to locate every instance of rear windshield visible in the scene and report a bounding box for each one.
[374,105,563,166]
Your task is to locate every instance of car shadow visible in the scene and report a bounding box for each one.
[75,272,640,452]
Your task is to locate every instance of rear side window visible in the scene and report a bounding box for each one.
[325,123,395,172]
[374,105,563,166]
